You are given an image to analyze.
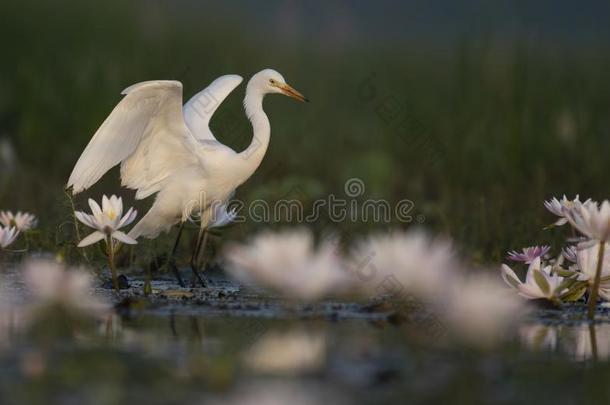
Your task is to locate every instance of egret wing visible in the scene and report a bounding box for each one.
[183,75,243,141]
[67,80,198,198]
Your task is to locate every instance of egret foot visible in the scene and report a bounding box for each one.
[189,259,208,288]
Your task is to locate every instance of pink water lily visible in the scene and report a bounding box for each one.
[75,195,138,247]
[506,245,550,264]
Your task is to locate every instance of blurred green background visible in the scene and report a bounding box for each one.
[1,0,610,263]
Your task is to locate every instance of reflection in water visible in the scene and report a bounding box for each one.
[207,381,346,405]
[6,259,610,402]
[242,329,326,375]
[519,323,610,361]
[519,324,558,352]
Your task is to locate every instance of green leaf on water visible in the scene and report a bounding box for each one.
[561,285,587,302]
[143,279,152,296]
[556,277,577,292]
[553,268,578,277]
[160,290,194,298]
[533,269,550,296]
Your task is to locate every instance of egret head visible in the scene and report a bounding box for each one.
[251,69,309,102]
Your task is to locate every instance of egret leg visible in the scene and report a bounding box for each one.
[190,228,208,288]
[167,222,185,287]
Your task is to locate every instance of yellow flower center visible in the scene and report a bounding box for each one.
[106,209,116,221]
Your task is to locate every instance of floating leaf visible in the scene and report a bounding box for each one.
[553,268,578,278]
[561,285,587,302]
[533,269,550,296]
[160,290,194,299]
[556,277,577,292]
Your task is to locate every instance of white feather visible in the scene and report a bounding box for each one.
[67,69,299,239]
[67,80,197,196]
[183,75,243,141]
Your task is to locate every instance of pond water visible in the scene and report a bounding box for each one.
[2,269,610,404]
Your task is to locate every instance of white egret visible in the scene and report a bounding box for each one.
[67,69,308,286]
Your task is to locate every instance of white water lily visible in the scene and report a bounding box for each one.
[0,226,19,248]
[501,258,564,300]
[352,230,457,299]
[562,245,578,263]
[225,229,348,300]
[0,211,37,231]
[75,195,138,247]
[188,202,237,228]
[23,258,109,315]
[563,200,610,243]
[576,243,610,301]
[440,275,527,346]
[544,194,590,226]
[563,200,610,318]
[209,203,238,228]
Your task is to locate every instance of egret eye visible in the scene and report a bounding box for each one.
[269,79,275,84]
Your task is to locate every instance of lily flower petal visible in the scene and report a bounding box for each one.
[88,198,103,220]
[501,264,521,289]
[77,231,106,247]
[118,207,137,228]
[111,231,137,245]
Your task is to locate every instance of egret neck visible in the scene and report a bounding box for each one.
[237,82,271,183]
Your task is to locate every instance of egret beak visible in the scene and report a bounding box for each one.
[278,83,309,102]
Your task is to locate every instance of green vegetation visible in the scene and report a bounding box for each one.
[2,1,610,265]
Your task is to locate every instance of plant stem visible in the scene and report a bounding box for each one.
[66,190,89,263]
[107,237,119,293]
[23,232,30,253]
[588,241,606,320]
[589,323,599,361]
